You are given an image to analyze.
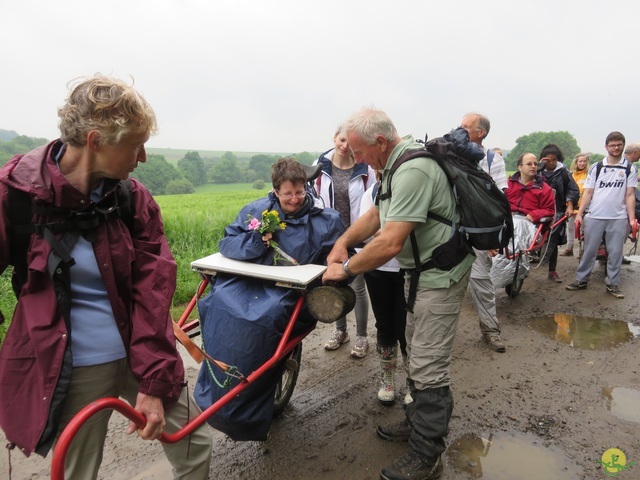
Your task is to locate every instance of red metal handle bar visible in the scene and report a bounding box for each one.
[177,279,209,328]
[52,294,307,480]
[51,397,147,479]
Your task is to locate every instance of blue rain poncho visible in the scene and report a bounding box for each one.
[194,192,344,440]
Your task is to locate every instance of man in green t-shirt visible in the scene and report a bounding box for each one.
[323,108,474,480]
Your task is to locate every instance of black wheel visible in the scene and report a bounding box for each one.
[505,255,524,298]
[505,276,524,298]
[273,343,302,417]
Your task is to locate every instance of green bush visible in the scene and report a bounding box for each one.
[165,178,195,195]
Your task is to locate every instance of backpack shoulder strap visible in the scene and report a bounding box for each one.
[595,161,604,181]
[379,149,435,202]
[117,179,134,231]
[7,186,34,297]
[486,149,495,173]
[7,179,133,298]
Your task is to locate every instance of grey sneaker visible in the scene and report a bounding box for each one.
[350,335,369,358]
[324,330,349,350]
[484,335,506,353]
[566,281,588,291]
[606,285,624,299]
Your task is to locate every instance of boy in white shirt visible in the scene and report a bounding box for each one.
[566,131,637,298]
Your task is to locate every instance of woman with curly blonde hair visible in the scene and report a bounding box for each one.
[0,75,212,479]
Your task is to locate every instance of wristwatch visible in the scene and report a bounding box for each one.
[342,258,355,277]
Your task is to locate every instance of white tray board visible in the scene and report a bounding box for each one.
[191,252,326,287]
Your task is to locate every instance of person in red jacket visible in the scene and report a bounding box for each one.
[506,153,556,223]
[0,75,212,479]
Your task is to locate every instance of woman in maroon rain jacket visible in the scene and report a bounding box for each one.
[0,75,212,479]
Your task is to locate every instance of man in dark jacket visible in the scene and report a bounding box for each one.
[0,75,212,479]
[538,144,579,283]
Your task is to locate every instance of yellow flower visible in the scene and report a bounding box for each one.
[280,222,286,230]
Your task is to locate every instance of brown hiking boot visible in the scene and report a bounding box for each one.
[377,418,412,442]
[380,450,443,480]
[483,335,506,353]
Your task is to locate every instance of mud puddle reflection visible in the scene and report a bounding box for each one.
[528,313,640,349]
[603,386,640,423]
[447,432,580,479]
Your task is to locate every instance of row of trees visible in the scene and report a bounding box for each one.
[0,130,318,195]
[132,150,318,195]
[1,129,611,195]
[504,131,604,170]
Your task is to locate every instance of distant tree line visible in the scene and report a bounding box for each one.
[133,150,318,195]
[2,128,613,194]
[0,130,319,195]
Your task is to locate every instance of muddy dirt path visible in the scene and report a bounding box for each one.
[3,254,640,479]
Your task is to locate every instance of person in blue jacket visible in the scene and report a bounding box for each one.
[194,158,345,441]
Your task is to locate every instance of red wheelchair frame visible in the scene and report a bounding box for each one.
[575,218,639,262]
[500,215,567,297]
[50,273,312,480]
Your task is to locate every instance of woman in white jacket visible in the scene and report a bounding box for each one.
[314,125,376,358]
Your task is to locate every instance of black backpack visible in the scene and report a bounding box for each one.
[7,179,133,299]
[380,128,513,251]
[377,128,513,311]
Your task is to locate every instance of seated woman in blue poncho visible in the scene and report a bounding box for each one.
[194,158,345,441]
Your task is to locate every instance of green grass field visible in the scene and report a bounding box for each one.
[0,187,267,343]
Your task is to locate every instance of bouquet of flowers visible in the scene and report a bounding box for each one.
[247,210,298,265]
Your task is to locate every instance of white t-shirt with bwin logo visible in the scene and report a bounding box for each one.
[584,158,638,219]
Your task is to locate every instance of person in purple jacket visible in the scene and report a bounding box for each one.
[0,75,212,479]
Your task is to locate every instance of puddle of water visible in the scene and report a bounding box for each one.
[528,313,639,350]
[603,386,640,424]
[447,432,580,479]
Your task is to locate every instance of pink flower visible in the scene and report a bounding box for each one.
[248,218,262,230]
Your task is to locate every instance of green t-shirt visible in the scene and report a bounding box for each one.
[378,136,474,288]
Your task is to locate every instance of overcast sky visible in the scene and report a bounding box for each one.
[2,0,638,156]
